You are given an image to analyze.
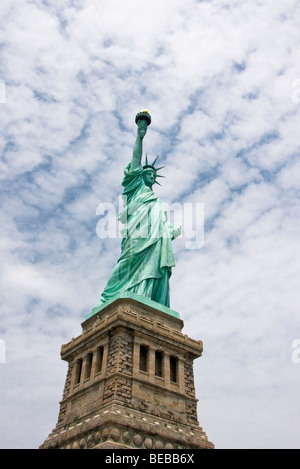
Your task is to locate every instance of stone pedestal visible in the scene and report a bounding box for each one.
[40,295,214,449]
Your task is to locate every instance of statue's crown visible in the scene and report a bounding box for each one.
[143,154,165,185]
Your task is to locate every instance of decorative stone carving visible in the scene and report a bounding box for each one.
[133,433,144,447]
[144,437,153,449]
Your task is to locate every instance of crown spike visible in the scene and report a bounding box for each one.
[151,155,159,167]
[145,153,149,166]
[155,166,165,171]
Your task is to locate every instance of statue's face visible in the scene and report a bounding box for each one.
[143,169,156,188]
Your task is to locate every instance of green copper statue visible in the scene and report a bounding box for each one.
[93,111,181,310]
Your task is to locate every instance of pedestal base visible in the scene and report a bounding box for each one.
[40,296,214,449]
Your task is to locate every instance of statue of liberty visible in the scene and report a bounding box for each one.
[93,111,180,312]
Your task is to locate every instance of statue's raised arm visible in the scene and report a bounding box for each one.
[131,111,152,170]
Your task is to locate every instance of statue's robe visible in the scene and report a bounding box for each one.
[95,163,176,307]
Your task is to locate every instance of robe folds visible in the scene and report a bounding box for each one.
[96,163,176,308]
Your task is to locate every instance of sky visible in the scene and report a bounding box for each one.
[0,0,300,449]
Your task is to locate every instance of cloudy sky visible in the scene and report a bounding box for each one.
[1,0,300,449]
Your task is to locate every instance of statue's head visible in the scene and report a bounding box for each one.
[142,168,156,188]
[142,155,165,188]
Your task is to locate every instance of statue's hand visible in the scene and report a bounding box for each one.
[172,226,181,240]
[169,225,181,240]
